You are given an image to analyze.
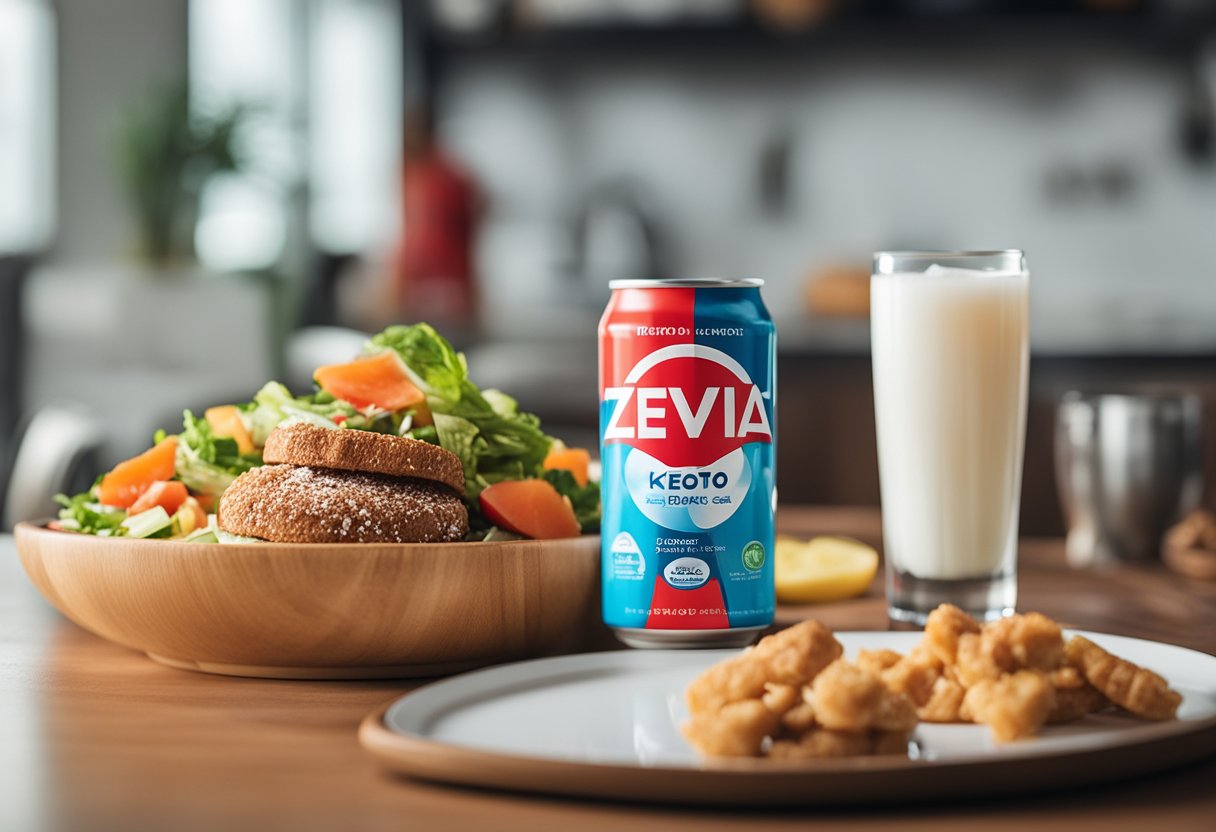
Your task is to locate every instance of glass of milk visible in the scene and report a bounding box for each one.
[871,251,1029,625]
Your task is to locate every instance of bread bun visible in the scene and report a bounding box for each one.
[262,422,464,495]
[218,464,468,544]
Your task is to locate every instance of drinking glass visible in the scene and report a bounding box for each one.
[871,250,1029,625]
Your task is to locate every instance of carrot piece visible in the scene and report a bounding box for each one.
[479,479,581,540]
[128,480,189,516]
[314,351,426,412]
[98,437,179,509]
[543,447,591,487]
[205,405,255,454]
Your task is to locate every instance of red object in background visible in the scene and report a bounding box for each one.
[396,143,479,323]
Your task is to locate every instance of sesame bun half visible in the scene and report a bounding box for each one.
[218,464,469,544]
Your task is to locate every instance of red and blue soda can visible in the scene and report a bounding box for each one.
[598,278,776,648]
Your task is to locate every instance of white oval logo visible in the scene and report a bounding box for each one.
[663,557,710,589]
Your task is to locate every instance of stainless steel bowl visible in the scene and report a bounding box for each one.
[1055,391,1204,566]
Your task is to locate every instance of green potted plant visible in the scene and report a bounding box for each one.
[115,81,244,269]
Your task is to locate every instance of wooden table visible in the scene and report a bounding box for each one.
[2,507,1214,832]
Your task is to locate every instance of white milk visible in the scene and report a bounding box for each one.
[871,265,1029,580]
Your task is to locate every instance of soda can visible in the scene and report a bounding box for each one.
[598,278,776,648]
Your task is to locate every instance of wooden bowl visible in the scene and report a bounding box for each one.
[14,522,600,679]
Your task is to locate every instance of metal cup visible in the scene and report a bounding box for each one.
[1055,391,1204,566]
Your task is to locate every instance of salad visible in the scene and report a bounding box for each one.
[54,324,600,542]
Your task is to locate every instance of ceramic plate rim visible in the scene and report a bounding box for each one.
[360,631,1216,805]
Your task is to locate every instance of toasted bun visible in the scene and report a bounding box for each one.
[218,465,469,544]
[262,422,464,495]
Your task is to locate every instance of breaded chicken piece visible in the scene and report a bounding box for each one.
[1044,663,1109,722]
[962,670,1056,742]
[779,700,818,735]
[1066,636,1181,721]
[810,659,918,733]
[874,690,920,732]
[1047,683,1109,724]
[1048,665,1085,689]
[681,699,779,757]
[768,729,876,760]
[768,728,911,759]
[955,632,1006,687]
[761,683,800,716]
[953,612,1069,689]
[881,651,942,707]
[923,603,981,665]
[918,676,968,723]
[856,648,904,676]
[984,612,1066,671]
[809,660,885,731]
[686,620,842,717]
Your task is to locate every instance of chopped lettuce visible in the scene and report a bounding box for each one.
[182,528,219,544]
[542,469,601,534]
[54,488,127,536]
[371,324,555,501]
[121,505,174,539]
[216,528,265,544]
[372,323,467,408]
[165,411,262,496]
[246,381,401,440]
[481,526,525,542]
[247,382,346,443]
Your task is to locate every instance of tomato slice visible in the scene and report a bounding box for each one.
[128,480,189,517]
[479,479,581,540]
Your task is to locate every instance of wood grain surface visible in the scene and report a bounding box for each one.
[1,507,1214,832]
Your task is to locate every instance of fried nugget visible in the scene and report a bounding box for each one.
[984,612,1066,672]
[955,632,1005,687]
[874,691,919,732]
[809,660,886,731]
[768,727,911,759]
[761,683,800,716]
[681,699,779,757]
[779,700,818,735]
[810,659,918,733]
[923,603,981,665]
[750,619,845,682]
[962,670,1056,742]
[1066,636,1181,721]
[881,652,942,707]
[918,676,968,723]
[953,612,1069,689]
[1047,683,1109,724]
[857,648,904,676]
[686,620,842,717]
[768,729,876,760]
[1049,665,1085,689]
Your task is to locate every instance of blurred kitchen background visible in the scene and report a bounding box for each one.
[2,0,1215,534]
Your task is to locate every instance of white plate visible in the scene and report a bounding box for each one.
[359,632,1216,806]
